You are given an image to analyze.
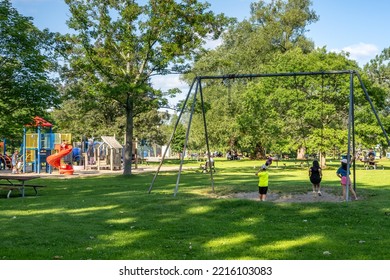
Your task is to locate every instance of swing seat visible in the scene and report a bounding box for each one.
[200,161,216,173]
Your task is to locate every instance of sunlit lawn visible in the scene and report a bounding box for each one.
[0,157,389,260]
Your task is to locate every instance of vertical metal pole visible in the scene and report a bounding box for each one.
[148,78,197,194]
[48,131,53,174]
[23,127,26,173]
[355,72,390,146]
[199,80,215,192]
[37,126,41,174]
[174,79,199,196]
[346,71,354,201]
[351,74,356,191]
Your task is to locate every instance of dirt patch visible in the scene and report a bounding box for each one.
[219,188,352,203]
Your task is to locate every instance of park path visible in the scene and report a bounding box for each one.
[0,165,187,178]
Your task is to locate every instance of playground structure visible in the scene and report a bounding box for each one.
[0,140,12,170]
[67,136,124,171]
[2,117,126,174]
[22,116,73,174]
[46,142,74,175]
[2,136,166,172]
[95,136,123,171]
[137,139,168,159]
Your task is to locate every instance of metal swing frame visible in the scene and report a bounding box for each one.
[148,70,390,201]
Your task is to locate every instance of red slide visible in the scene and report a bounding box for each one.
[46,146,74,175]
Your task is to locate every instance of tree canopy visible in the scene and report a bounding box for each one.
[0,0,60,143]
[182,0,389,160]
[2,0,389,164]
[61,0,233,174]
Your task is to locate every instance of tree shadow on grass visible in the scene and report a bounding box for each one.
[0,172,389,260]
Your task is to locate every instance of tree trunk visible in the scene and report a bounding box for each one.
[320,151,327,168]
[123,101,134,175]
[297,147,306,160]
[253,143,265,159]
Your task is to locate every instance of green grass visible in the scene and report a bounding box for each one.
[0,158,389,260]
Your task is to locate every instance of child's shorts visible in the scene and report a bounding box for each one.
[341,176,351,185]
[259,187,268,195]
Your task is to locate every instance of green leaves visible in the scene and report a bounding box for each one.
[61,0,232,174]
[0,0,60,141]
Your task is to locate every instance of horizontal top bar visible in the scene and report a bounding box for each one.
[197,70,357,80]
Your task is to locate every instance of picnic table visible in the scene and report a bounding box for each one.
[0,175,44,198]
[360,159,378,169]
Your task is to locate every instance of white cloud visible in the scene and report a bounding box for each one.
[204,38,223,50]
[342,42,378,58]
[332,42,379,65]
[150,74,188,92]
[150,74,190,106]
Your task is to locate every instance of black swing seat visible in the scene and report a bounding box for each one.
[200,161,216,173]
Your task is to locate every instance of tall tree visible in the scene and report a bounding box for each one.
[364,47,390,93]
[185,0,319,155]
[0,0,60,143]
[188,0,318,78]
[362,47,390,151]
[238,48,361,160]
[249,0,318,53]
[51,95,127,140]
[63,0,232,175]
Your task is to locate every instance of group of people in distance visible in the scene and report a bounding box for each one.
[255,156,358,202]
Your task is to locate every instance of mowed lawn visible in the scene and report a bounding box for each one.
[0,158,389,260]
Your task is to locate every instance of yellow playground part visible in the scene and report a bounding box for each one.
[25,150,35,163]
[25,133,38,149]
[26,133,72,149]
[60,133,72,144]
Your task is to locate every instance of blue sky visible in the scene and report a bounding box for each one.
[11,0,390,65]
[10,0,390,101]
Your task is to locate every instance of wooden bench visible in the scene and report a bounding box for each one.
[0,184,45,198]
[132,158,147,164]
[145,157,162,165]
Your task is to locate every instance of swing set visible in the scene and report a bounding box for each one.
[149,70,390,201]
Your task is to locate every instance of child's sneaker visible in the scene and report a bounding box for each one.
[318,191,322,196]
